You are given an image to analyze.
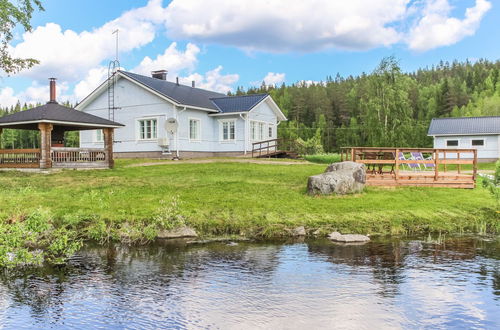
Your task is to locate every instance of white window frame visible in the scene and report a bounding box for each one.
[445,139,459,147]
[220,119,236,142]
[93,129,104,143]
[250,120,269,141]
[471,138,485,148]
[268,124,274,138]
[136,117,159,141]
[189,118,201,142]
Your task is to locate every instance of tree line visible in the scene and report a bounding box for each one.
[232,56,500,152]
[1,56,499,152]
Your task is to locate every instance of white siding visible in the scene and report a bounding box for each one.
[433,135,499,159]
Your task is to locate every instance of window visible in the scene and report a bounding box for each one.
[251,121,257,140]
[95,129,103,142]
[221,120,235,141]
[446,140,458,147]
[251,121,267,141]
[259,122,265,140]
[268,125,273,138]
[472,139,484,146]
[138,119,157,140]
[189,118,201,141]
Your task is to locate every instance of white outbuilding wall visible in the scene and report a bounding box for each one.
[432,134,499,160]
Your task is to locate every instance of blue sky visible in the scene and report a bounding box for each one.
[0,0,498,106]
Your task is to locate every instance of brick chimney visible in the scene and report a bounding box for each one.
[49,78,57,103]
[151,70,167,80]
[191,80,195,88]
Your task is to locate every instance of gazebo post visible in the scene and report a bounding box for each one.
[38,123,53,169]
[103,127,114,169]
[0,128,3,149]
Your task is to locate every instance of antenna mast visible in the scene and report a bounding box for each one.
[107,29,120,121]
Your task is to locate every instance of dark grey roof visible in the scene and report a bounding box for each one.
[428,116,500,135]
[120,71,225,111]
[210,94,268,113]
[119,71,270,113]
[0,102,124,130]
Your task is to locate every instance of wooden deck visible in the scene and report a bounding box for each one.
[341,147,478,188]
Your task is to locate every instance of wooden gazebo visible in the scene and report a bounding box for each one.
[0,79,124,170]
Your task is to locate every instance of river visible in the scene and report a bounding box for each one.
[0,236,499,329]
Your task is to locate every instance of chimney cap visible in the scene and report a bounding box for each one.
[151,70,168,80]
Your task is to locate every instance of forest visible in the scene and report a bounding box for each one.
[234,56,500,152]
[1,57,500,152]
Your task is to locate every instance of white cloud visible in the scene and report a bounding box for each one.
[263,72,286,86]
[0,81,72,107]
[132,42,200,78]
[73,67,109,101]
[9,0,167,81]
[407,0,492,51]
[163,0,491,52]
[0,87,19,107]
[180,66,239,94]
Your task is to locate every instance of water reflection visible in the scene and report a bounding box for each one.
[0,236,498,328]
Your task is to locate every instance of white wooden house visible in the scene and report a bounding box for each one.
[427,116,500,161]
[76,70,286,158]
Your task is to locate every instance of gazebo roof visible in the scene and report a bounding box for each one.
[0,102,124,131]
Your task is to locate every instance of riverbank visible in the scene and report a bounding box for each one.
[0,158,498,265]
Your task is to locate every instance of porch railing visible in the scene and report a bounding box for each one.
[51,147,108,168]
[0,149,41,168]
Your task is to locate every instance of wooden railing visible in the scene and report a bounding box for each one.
[251,138,295,158]
[0,149,41,168]
[51,147,108,168]
[340,147,478,188]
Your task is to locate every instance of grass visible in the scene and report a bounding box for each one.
[0,159,498,234]
[303,153,342,164]
[0,158,498,266]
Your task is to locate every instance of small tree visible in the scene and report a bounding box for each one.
[0,0,44,75]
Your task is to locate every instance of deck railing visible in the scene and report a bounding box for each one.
[340,147,478,188]
[0,149,41,168]
[51,147,108,168]
[251,138,295,158]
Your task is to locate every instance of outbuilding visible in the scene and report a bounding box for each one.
[427,116,500,161]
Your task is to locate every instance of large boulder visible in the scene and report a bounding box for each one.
[307,161,366,195]
[328,231,370,243]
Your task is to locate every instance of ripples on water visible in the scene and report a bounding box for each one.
[0,237,499,329]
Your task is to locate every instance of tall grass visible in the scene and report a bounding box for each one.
[303,153,342,164]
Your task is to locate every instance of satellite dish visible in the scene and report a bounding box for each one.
[165,117,178,135]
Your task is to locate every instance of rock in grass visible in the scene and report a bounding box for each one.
[328,231,370,243]
[157,226,198,239]
[292,226,306,236]
[307,161,365,195]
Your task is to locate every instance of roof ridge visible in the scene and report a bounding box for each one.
[119,70,227,96]
[432,116,500,120]
[210,93,268,100]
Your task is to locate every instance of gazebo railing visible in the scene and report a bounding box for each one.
[0,149,41,168]
[51,147,108,168]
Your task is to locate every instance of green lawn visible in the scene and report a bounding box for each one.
[0,159,497,266]
[0,159,497,237]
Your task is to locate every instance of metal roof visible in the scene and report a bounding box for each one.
[120,71,226,111]
[428,116,500,136]
[210,94,268,113]
[119,71,270,114]
[0,102,124,130]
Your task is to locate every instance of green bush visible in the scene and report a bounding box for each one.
[482,160,500,209]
